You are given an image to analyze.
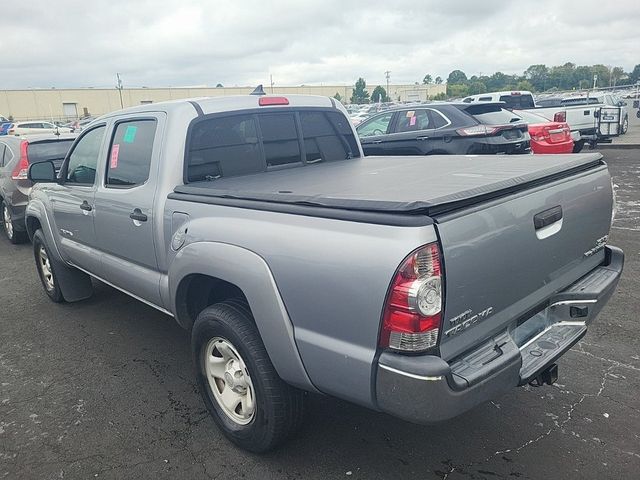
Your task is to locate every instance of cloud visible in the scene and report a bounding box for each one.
[0,0,638,88]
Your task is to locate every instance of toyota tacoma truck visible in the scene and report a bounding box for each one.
[25,93,623,452]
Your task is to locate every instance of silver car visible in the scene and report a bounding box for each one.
[0,134,76,243]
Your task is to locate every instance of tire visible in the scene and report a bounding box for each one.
[192,301,305,452]
[33,229,64,303]
[2,201,27,244]
[620,116,628,135]
[572,140,585,153]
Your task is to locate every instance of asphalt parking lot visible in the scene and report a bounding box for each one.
[1,149,639,480]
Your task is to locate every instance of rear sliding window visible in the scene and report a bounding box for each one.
[498,94,535,109]
[28,140,75,164]
[186,110,359,182]
[464,104,523,125]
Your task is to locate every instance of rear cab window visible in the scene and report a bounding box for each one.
[498,94,535,110]
[185,109,359,183]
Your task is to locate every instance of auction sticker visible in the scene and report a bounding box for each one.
[110,144,120,168]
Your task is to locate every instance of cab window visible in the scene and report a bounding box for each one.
[65,126,106,185]
[356,112,393,137]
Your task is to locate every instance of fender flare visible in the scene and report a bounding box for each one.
[25,200,65,263]
[168,241,317,392]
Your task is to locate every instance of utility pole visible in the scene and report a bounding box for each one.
[270,74,274,94]
[116,73,124,109]
[384,70,391,101]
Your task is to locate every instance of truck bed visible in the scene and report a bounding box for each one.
[172,153,604,217]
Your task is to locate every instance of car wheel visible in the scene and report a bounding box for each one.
[572,140,585,153]
[620,116,628,135]
[192,300,305,452]
[2,201,27,244]
[33,229,64,302]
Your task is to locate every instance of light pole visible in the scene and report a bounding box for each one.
[385,70,391,101]
[116,73,124,109]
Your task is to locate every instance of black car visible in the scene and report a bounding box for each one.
[356,103,531,156]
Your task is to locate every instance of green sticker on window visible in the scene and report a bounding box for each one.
[123,125,138,143]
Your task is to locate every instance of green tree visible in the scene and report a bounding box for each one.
[524,64,549,91]
[629,64,640,84]
[447,70,468,85]
[333,92,342,102]
[432,92,447,100]
[468,81,487,95]
[216,83,224,87]
[422,74,433,84]
[371,85,389,103]
[611,66,625,86]
[350,77,370,104]
[435,76,443,84]
[446,83,469,98]
[516,80,534,91]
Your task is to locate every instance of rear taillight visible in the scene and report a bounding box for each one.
[11,140,29,180]
[8,124,15,134]
[553,111,566,122]
[456,125,499,136]
[379,243,443,352]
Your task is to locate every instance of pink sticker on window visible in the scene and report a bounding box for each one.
[409,116,417,126]
[110,144,120,169]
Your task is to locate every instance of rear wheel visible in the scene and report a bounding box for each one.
[33,229,64,302]
[572,140,585,153]
[2,201,27,244]
[192,301,305,452]
[620,116,628,135]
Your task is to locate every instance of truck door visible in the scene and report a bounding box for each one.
[93,114,165,307]
[50,124,107,272]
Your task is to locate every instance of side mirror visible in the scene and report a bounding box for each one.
[28,161,57,183]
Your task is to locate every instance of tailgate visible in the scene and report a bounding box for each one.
[435,163,613,361]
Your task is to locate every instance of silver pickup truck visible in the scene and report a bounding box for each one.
[25,94,623,452]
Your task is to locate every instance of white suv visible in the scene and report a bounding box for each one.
[6,121,73,136]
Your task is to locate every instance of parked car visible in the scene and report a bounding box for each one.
[63,116,96,132]
[356,103,530,156]
[25,94,622,452]
[463,90,603,152]
[0,134,76,243]
[0,122,11,136]
[513,110,573,154]
[5,121,73,136]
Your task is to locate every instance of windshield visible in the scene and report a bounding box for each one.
[462,104,522,125]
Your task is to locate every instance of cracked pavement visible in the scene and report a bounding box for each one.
[1,149,639,479]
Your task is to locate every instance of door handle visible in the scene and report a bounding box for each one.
[80,201,92,212]
[129,208,148,222]
[416,136,429,141]
[534,206,562,229]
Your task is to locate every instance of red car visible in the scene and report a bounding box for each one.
[513,110,574,154]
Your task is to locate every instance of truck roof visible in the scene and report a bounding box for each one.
[97,94,339,120]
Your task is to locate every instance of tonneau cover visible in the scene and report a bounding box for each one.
[173,153,604,215]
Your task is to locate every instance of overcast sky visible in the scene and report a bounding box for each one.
[1,0,638,89]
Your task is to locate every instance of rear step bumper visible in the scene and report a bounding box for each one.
[375,245,623,424]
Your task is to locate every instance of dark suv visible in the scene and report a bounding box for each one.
[0,134,76,243]
[356,103,530,156]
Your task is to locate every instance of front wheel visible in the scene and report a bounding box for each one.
[572,140,585,153]
[33,229,64,302]
[192,301,305,452]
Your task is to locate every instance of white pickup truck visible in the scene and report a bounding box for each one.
[462,91,603,152]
